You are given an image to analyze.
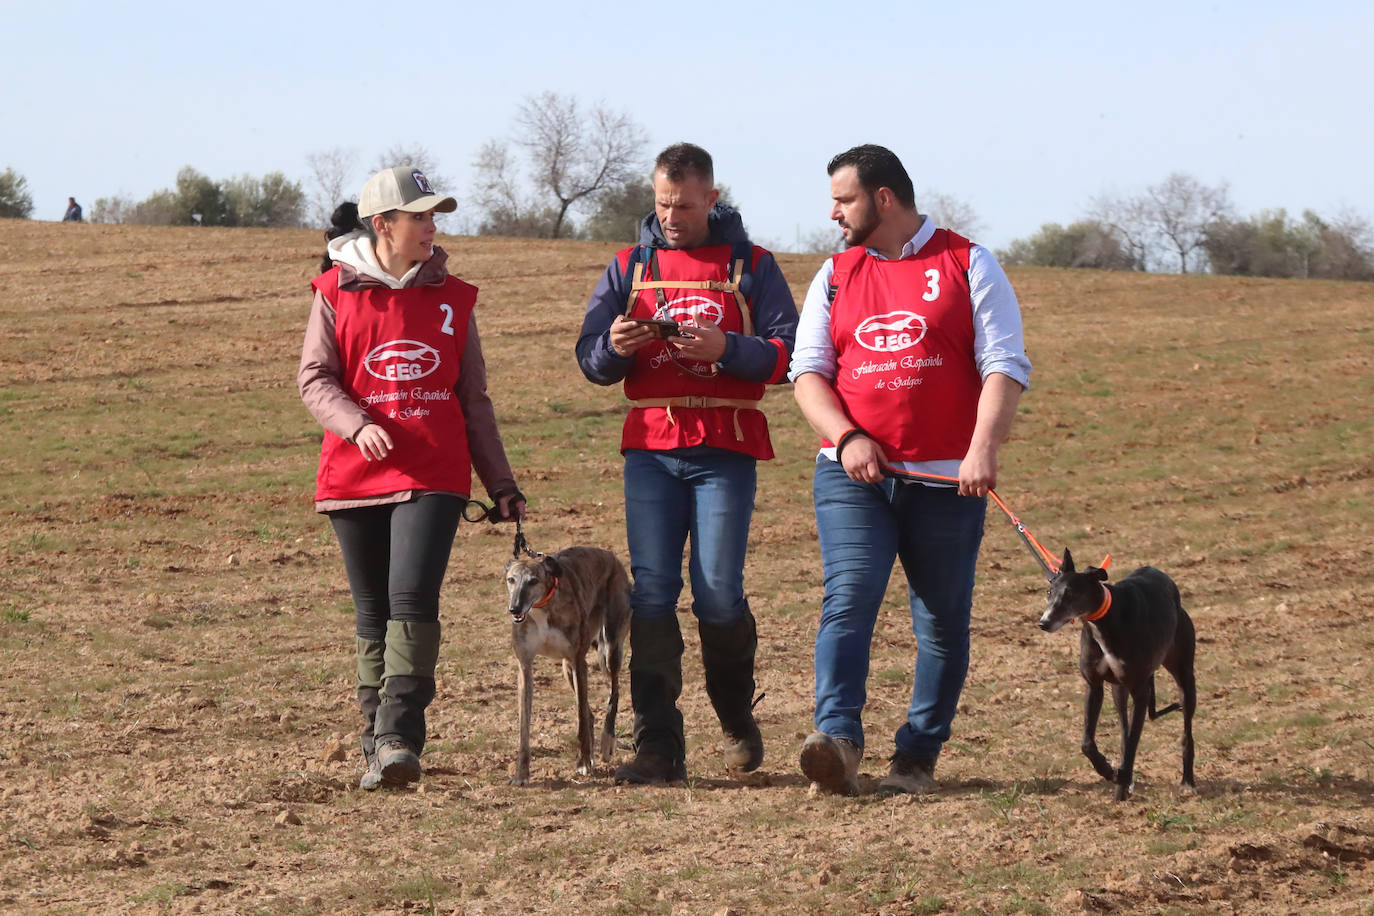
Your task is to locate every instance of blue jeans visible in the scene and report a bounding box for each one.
[623,448,756,626]
[811,458,986,758]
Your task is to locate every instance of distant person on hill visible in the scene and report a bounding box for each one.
[790,144,1031,796]
[575,142,799,785]
[62,197,82,222]
[298,166,525,790]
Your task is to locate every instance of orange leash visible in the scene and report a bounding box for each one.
[882,470,1107,582]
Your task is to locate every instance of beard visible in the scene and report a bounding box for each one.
[838,199,879,248]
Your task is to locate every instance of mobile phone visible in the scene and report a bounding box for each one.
[626,317,687,338]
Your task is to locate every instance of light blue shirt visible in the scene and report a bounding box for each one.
[788,216,1032,481]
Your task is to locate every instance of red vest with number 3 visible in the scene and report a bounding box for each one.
[310,268,477,500]
[828,229,982,462]
[618,244,773,459]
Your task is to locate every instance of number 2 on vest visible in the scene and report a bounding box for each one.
[922,269,940,302]
[438,303,455,335]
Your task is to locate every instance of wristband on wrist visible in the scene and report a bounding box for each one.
[834,427,867,462]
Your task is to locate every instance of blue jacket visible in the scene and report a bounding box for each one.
[575,205,798,386]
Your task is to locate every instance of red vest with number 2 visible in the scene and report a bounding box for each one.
[828,229,982,462]
[311,268,477,500]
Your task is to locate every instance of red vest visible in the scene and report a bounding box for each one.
[827,229,983,462]
[311,268,478,500]
[618,244,774,459]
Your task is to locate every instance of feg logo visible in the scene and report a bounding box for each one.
[412,171,435,194]
[659,295,724,326]
[854,311,928,352]
[363,339,441,381]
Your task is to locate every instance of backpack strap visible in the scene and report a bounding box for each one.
[623,242,756,336]
[826,245,868,305]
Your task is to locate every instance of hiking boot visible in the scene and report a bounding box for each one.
[722,716,764,773]
[613,750,687,786]
[699,614,763,773]
[626,615,687,764]
[877,752,937,796]
[800,732,860,796]
[359,743,383,791]
[376,736,421,786]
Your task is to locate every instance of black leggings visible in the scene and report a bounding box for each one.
[328,494,462,641]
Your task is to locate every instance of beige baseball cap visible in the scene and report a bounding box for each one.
[358,166,458,218]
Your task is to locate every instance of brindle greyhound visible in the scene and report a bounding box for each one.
[1038,549,1197,801]
[504,547,631,786]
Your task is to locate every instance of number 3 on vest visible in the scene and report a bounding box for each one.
[923,269,940,302]
[438,303,455,335]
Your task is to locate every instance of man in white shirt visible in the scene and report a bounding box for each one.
[789,144,1031,796]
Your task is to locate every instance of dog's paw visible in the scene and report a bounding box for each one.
[509,775,530,787]
[575,763,591,777]
[1179,782,1198,797]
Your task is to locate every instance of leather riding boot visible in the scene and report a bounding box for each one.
[699,610,764,772]
[614,614,686,784]
[374,620,440,785]
[356,637,385,790]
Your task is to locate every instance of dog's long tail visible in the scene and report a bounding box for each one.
[1148,678,1183,719]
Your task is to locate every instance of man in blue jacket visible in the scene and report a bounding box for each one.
[576,143,798,784]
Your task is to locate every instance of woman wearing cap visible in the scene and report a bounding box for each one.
[299,166,525,789]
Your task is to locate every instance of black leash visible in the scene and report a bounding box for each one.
[512,516,542,560]
[461,497,542,559]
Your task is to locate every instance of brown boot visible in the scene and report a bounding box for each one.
[877,752,937,796]
[613,750,687,785]
[800,732,860,796]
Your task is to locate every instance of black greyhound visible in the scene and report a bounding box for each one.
[1038,549,1197,801]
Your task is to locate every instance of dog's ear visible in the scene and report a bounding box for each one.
[1061,548,1075,573]
[541,555,562,580]
[1091,566,1108,581]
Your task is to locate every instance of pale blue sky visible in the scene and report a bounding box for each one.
[4,0,1370,251]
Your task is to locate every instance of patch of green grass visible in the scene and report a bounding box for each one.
[391,872,448,913]
[874,665,907,685]
[1283,712,1329,729]
[11,533,54,553]
[131,882,194,905]
[1147,833,1197,856]
[980,782,1042,822]
[2,603,30,623]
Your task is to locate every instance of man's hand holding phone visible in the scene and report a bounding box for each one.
[610,315,688,356]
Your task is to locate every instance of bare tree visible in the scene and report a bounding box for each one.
[1094,173,1230,273]
[922,189,985,240]
[471,139,532,231]
[1143,173,1231,273]
[305,147,358,226]
[1090,192,1154,271]
[474,91,647,239]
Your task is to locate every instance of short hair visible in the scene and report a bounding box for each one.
[827,144,915,210]
[654,142,714,184]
